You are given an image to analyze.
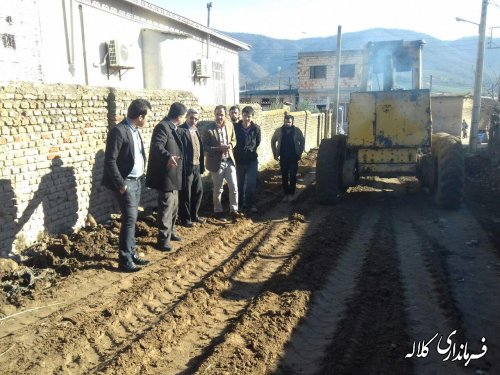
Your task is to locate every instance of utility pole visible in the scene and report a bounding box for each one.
[277,66,282,105]
[206,2,212,58]
[332,25,342,138]
[207,2,212,27]
[470,0,488,153]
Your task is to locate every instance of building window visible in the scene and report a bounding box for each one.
[310,65,327,79]
[212,61,224,81]
[340,64,355,78]
[2,33,16,49]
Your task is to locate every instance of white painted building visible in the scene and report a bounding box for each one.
[0,0,250,105]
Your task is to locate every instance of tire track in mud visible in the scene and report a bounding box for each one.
[411,222,467,340]
[0,219,221,340]
[0,170,317,374]
[190,194,368,374]
[405,204,500,374]
[317,198,414,375]
[97,188,326,374]
[0,220,269,374]
[276,207,380,374]
[393,199,472,375]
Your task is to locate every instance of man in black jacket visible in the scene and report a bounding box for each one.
[271,114,305,203]
[146,102,186,252]
[102,98,151,272]
[234,106,261,212]
[178,108,205,227]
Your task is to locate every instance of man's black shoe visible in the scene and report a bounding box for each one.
[181,220,194,228]
[132,255,150,266]
[158,245,177,253]
[171,233,182,241]
[230,211,244,222]
[192,216,206,224]
[214,212,228,222]
[119,262,141,273]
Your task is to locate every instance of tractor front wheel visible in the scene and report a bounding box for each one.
[316,135,346,205]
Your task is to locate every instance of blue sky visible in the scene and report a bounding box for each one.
[150,0,500,40]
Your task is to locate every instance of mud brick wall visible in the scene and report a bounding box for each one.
[0,83,323,256]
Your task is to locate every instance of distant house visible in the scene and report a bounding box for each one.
[431,94,495,142]
[297,49,364,112]
[0,0,250,105]
[240,88,298,109]
[431,95,473,140]
[240,49,364,113]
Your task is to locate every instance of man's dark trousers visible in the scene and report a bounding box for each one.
[179,165,203,223]
[279,157,298,195]
[116,178,141,265]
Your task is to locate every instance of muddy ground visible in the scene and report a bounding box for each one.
[0,149,499,375]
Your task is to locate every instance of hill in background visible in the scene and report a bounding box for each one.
[226,28,500,96]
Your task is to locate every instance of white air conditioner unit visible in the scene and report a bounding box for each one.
[195,58,211,78]
[108,40,133,67]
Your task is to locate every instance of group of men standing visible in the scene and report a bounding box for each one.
[102,99,305,272]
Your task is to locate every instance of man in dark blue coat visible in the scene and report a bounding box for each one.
[178,108,205,227]
[146,102,186,252]
[102,99,151,272]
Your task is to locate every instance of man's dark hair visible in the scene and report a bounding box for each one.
[284,114,294,122]
[127,99,151,119]
[167,102,187,120]
[214,104,227,114]
[242,106,254,116]
[229,105,239,112]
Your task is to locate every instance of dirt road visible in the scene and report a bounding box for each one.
[1,153,499,374]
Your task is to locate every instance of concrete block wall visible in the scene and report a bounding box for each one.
[0,83,323,256]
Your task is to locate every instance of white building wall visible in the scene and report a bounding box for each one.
[0,0,246,105]
[36,0,146,88]
[142,29,195,90]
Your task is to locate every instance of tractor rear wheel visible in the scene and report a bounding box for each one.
[431,132,464,209]
[316,135,346,204]
[417,153,434,190]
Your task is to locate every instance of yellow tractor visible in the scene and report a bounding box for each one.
[316,40,464,208]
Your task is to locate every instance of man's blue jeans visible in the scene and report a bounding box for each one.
[115,179,141,265]
[236,159,258,209]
